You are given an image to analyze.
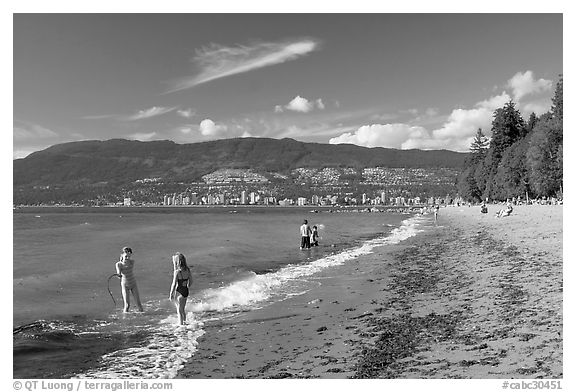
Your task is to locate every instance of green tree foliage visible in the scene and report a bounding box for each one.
[493,138,530,199]
[526,117,563,197]
[457,166,481,202]
[457,76,562,201]
[489,100,527,157]
[468,128,489,164]
[527,112,538,133]
[551,74,563,121]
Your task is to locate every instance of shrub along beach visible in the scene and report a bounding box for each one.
[179,204,562,378]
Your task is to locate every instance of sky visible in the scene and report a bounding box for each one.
[13,13,563,159]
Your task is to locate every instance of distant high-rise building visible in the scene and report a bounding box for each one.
[241,191,247,205]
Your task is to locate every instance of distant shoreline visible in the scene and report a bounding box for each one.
[13,204,424,213]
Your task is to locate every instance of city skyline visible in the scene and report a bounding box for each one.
[13,12,562,159]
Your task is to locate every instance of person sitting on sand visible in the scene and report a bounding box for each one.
[311,225,319,247]
[481,202,488,214]
[169,252,191,325]
[115,247,144,312]
[496,201,513,218]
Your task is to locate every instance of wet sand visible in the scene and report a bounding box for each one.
[178,204,563,378]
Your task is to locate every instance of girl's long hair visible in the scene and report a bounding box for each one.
[174,252,190,272]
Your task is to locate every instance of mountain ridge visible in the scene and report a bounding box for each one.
[14,137,467,186]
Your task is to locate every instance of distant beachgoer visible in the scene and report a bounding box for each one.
[481,202,488,214]
[311,225,319,247]
[434,205,440,223]
[495,202,513,218]
[169,252,191,325]
[115,247,144,312]
[300,219,312,249]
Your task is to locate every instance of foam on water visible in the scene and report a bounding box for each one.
[191,216,422,313]
[77,310,205,379]
[69,216,423,379]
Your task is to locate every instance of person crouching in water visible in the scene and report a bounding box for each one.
[169,252,191,325]
[115,247,144,312]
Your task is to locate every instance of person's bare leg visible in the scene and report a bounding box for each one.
[131,286,144,312]
[121,285,130,312]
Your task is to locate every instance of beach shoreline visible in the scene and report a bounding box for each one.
[178,204,563,379]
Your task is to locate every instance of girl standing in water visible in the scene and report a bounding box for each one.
[115,247,144,312]
[169,252,191,325]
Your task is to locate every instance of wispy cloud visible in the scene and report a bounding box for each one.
[177,108,196,119]
[14,123,58,141]
[81,114,116,120]
[13,121,60,159]
[166,38,321,93]
[127,132,159,141]
[123,106,177,121]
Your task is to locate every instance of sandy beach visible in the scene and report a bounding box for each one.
[178,204,562,379]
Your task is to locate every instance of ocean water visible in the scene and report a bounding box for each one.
[13,206,424,378]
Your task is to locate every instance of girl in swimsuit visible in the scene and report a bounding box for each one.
[115,247,144,312]
[169,252,191,325]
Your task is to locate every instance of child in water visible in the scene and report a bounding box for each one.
[169,252,192,325]
[115,247,144,312]
[311,225,319,247]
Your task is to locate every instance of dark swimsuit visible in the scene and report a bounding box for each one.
[176,272,189,298]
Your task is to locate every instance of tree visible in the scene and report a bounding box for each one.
[551,75,563,121]
[527,112,538,133]
[526,117,563,197]
[457,166,482,202]
[490,100,527,156]
[469,128,489,163]
[492,138,530,199]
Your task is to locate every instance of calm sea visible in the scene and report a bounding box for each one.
[13,206,423,378]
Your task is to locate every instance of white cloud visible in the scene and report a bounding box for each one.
[241,131,253,138]
[507,71,553,101]
[329,124,427,148]
[521,100,550,116]
[13,148,37,159]
[328,91,513,152]
[13,124,58,141]
[124,106,177,121]
[327,71,555,152]
[286,96,314,112]
[277,95,326,113]
[476,91,511,110]
[177,108,196,119]
[127,132,158,141]
[166,38,320,93]
[199,119,228,136]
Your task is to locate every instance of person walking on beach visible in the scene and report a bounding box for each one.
[169,252,191,325]
[434,205,440,223]
[311,225,319,247]
[300,219,312,249]
[115,247,144,312]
